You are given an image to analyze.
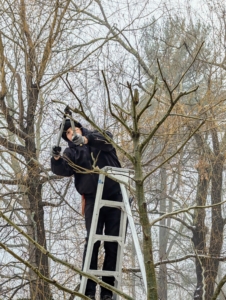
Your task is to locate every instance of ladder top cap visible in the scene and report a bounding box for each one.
[102,166,134,174]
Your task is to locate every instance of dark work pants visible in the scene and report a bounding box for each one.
[82,192,122,297]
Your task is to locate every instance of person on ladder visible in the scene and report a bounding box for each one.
[51,118,122,300]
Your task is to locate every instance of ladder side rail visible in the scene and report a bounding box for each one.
[120,183,148,293]
[116,195,129,271]
[79,173,106,295]
[114,206,128,300]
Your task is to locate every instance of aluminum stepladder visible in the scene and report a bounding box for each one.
[76,167,147,300]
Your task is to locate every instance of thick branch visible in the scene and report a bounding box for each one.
[150,199,226,226]
[0,179,26,185]
[0,33,7,99]
[152,213,194,231]
[0,136,26,156]
[155,254,226,267]
[0,242,89,300]
[211,275,226,300]
[0,211,134,300]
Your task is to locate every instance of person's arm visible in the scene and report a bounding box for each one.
[85,130,114,152]
[51,148,74,177]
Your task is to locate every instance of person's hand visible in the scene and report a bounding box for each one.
[51,146,61,159]
[72,134,86,145]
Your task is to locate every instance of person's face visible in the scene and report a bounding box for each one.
[66,127,82,141]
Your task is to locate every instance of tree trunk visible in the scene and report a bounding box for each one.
[158,168,168,300]
[24,85,52,299]
[205,154,224,300]
[134,148,158,300]
[192,158,209,300]
[192,128,226,300]
[26,164,52,299]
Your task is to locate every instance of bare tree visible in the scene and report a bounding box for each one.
[1,1,226,300]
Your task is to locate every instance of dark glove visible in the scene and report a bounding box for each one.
[51,146,61,157]
[72,134,85,145]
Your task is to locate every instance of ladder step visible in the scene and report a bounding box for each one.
[93,234,123,243]
[99,200,125,209]
[89,270,120,278]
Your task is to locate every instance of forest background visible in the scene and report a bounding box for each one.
[0,0,226,299]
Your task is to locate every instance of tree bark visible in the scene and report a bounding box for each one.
[192,158,209,300]
[24,84,52,299]
[134,145,158,300]
[158,168,168,300]
[192,128,225,300]
[205,153,224,300]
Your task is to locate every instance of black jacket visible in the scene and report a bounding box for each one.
[51,128,121,198]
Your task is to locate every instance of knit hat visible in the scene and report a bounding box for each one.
[61,119,82,142]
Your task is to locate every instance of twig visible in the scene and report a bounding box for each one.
[0,242,89,299]
[172,41,204,93]
[52,99,134,163]
[142,120,205,182]
[101,70,132,135]
[0,210,134,300]
[157,58,173,104]
[150,198,226,226]
[139,86,199,152]
[137,77,158,121]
